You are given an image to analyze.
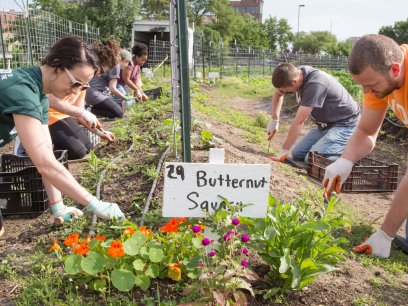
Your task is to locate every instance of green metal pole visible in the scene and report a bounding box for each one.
[177,0,191,162]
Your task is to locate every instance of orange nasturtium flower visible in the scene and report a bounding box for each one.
[83,235,92,244]
[139,226,154,238]
[179,217,187,224]
[159,217,180,233]
[107,240,125,258]
[49,239,61,252]
[73,242,90,256]
[168,263,181,281]
[124,227,135,235]
[64,233,79,247]
[94,234,107,242]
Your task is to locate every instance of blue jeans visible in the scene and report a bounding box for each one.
[291,126,356,162]
[113,84,129,105]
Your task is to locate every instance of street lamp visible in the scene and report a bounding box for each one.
[297,4,305,37]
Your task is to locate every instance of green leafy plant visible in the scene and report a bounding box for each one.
[49,222,168,293]
[242,195,348,299]
[181,199,258,306]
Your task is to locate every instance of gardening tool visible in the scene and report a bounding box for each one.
[52,211,79,226]
[93,127,115,143]
[267,139,271,154]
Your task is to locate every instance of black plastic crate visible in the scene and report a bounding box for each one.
[307,152,399,192]
[144,87,162,100]
[0,150,68,215]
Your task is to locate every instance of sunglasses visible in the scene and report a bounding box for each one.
[64,67,90,91]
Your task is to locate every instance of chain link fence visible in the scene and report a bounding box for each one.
[148,37,349,79]
[0,7,99,69]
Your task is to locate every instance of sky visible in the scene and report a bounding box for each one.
[262,0,408,41]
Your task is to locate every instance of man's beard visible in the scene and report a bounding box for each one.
[373,77,399,98]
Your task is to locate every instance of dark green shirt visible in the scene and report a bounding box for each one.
[0,67,48,147]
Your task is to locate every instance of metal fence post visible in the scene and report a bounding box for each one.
[201,33,205,80]
[247,46,251,78]
[0,14,6,69]
[25,8,33,65]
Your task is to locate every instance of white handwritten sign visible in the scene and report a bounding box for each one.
[163,163,270,217]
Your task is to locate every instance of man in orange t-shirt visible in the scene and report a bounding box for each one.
[323,34,408,258]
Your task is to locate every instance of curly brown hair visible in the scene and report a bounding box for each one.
[93,39,121,71]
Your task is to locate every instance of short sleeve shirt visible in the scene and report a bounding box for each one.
[363,44,408,127]
[0,67,48,147]
[86,64,120,105]
[298,66,361,129]
[48,91,85,126]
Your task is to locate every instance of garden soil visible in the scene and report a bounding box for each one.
[1,90,408,305]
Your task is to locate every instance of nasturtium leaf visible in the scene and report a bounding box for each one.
[64,254,83,275]
[81,251,105,275]
[145,263,159,278]
[135,275,150,291]
[92,279,107,292]
[140,246,149,258]
[124,232,147,255]
[101,239,113,248]
[133,259,145,271]
[148,248,164,263]
[111,269,135,292]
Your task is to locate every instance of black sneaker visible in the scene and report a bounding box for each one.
[0,209,4,237]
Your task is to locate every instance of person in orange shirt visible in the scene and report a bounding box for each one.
[47,91,114,159]
[323,34,408,258]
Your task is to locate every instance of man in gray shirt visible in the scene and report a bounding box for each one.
[267,63,360,163]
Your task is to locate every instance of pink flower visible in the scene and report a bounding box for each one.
[232,218,240,226]
[241,234,250,243]
[192,225,201,233]
[242,248,249,254]
[202,237,211,246]
[223,234,231,242]
[209,251,216,257]
[199,263,205,267]
[241,260,248,267]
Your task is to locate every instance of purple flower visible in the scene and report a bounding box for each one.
[209,251,216,257]
[209,271,215,275]
[232,218,240,226]
[241,260,248,267]
[227,230,238,236]
[223,234,231,242]
[241,234,250,243]
[192,225,201,233]
[199,263,205,267]
[202,237,211,246]
[242,248,249,254]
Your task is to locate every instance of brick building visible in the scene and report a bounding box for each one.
[230,0,264,20]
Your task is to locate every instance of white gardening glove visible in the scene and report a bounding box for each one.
[352,228,393,258]
[81,109,100,129]
[85,196,125,221]
[322,157,354,196]
[267,119,279,140]
[270,149,289,162]
[50,200,83,219]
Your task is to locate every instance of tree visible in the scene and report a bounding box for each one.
[294,31,337,54]
[33,0,141,46]
[232,14,267,48]
[140,0,168,20]
[187,0,213,27]
[379,19,408,44]
[263,16,293,51]
[207,0,243,43]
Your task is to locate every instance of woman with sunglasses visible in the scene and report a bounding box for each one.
[0,36,125,236]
